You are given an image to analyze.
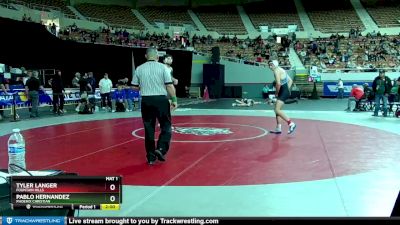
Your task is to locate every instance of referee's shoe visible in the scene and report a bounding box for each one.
[155,149,166,161]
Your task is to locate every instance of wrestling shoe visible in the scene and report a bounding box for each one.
[269,128,282,134]
[288,122,297,134]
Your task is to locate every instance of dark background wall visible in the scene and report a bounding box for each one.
[0,17,192,97]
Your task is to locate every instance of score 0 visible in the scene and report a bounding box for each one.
[105,176,120,192]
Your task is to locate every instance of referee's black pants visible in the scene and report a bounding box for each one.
[52,92,64,112]
[141,95,172,162]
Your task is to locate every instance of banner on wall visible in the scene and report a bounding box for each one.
[0,88,103,108]
[323,82,372,97]
[259,26,269,33]
[271,28,289,35]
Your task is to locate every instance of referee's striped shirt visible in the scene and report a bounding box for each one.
[132,61,173,96]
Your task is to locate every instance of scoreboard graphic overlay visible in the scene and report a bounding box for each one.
[10,176,122,210]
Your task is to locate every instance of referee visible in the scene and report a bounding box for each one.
[132,48,178,165]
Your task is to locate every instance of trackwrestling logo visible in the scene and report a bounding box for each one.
[3,217,63,224]
[172,127,233,136]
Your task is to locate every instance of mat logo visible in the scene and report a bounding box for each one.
[0,95,13,101]
[172,127,233,136]
[6,217,13,224]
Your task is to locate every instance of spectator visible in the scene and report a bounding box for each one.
[0,72,8,94]
[79,73,92,94]
[99,73,113,111]
[345,84,364,111]
[87,72,96,94]
[111,84,127,112]
[184,86,190,98]
[51,70,65,115]
[24,71,42,118]
[337,79,344,99]
[396,77,400,99]
[125,86,140,111]
[0,72,9,120]
[291,83,301,99]
[76,73,92,112]
[362,83,374,104]
[71,23,78,32]
[72,72,80,88]
[372,70,392,117]
[51,23,57,35]
[118,77,129,86]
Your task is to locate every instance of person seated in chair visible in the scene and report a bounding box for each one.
[346,84,364,111]
[112,84,127,112]
[78,92,93,114]
[290,83,301,99]
[262,84,270,99]
[362,83,374,110]
[357,83,371,111]
[125,85,141,111]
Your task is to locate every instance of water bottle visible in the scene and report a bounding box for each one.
[8,128,26,174]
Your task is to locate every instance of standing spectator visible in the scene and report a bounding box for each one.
[396,77,400,103]
[388,77,400,113]
[87,72,96,94]
[337,78,344,99]
[132,48,178,165]
[372,70,392,117]
[184,86,190,98]
[72,72,80,88]
[99,73,112,111]
[87,72,97,111]
[51,70,65,115]
[25,71,33,114]
[397,77,400,96]
[79,73,92,94]
[25,71,42,118]
[0,71,9,94]
[51,23,57,35]
[76,73,92,112]
[0,72,9,120]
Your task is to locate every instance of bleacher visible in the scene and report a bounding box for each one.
[193,5,247,35]
[18,0,75,15]
[75,3,144,30]
[138,6,196,29]
[361,0,400,28]
[243,0,303,31]
[296,35,400,70]
[302,0,364,33]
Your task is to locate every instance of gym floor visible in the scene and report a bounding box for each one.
[0,98,399,217]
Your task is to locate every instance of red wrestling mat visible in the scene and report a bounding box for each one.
[0,116,399,186]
